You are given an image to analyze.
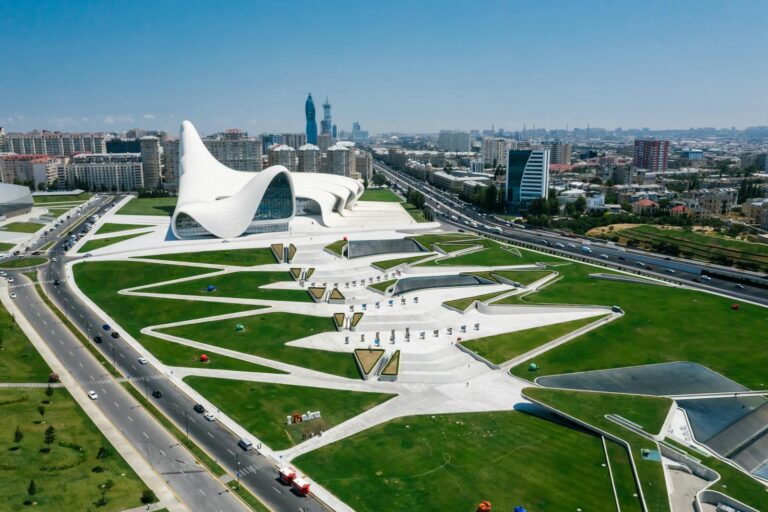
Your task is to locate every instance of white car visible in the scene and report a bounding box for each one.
[7,277,13,283]
[10,293,16,299]
[138,357,148,365]
[567,243,576,249]
[600,254,609,259]
[203,412,216,422]
[666,268,676,274]
[88,390,98,400]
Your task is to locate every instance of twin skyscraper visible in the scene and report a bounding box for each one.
[305,93,334,145]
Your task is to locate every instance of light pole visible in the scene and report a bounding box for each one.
[184,411,189,444]
[235,454,240,485]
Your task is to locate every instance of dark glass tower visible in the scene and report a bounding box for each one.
[321,97,332,135]
[305,94,318,145]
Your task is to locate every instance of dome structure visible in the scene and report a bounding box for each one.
[171,121,363,239]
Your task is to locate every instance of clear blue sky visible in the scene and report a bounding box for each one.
[1,0,766,135]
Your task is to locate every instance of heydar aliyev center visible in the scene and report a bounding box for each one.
[171,120,363,239]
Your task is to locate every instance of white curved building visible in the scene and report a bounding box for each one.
[171,121,363,239]
[0,183,33,218]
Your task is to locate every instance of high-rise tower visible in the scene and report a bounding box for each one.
[305,94,318,145]
[321,97,333,136]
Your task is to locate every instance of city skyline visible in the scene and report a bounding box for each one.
[2,0,767,134]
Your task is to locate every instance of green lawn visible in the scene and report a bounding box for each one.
[442,289,508,311]
[0,242,15,251]
[466,269,552,285]
[159,313,356,377]
[371,254,431,270]
[359,188,402,202]
[136,333,284,373]
[184,377,394,449]
[116,197,177,216]
[143,271,311,302]
[32,193,91,204]
[369,279,397,292]
[73,260,262,341]
[606,440,644,512]
[524,387,672,511]
[0,388,149,511]
[78,232,145,253]
[95,223,152,235]
[2,222,45,233]
[0,257,47,269]
[507,262,768,389]
[139,247,276,267]
[462,315,605,365]
[409,233,481,251]
[0,302,51,381]
[402,202,428,222]
[419,240,557,267]
[325,239,347,256]
[294,411,617,512]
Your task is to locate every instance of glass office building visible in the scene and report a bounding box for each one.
[505,149,550,210]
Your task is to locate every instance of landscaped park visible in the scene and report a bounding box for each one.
[61,192,768,512]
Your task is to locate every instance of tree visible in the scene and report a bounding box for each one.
[546,196,560,216]
[28,480,36,496]
[573,196,587,215]
[14,426,23,444]
[45,385,53,398]
[44,425,56,447]
[96,446,110,460]
[37,405,45,422]
[141,489,157,504]
[371,173,386,186]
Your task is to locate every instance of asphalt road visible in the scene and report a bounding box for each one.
[374,162,768,306]
[24,197,330,512]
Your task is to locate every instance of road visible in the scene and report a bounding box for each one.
[20,196,330,512]
[374,161,768,306]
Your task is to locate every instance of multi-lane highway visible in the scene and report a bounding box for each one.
[374,161,768,305]
[4,196,330,511]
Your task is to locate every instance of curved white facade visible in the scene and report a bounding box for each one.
[0,183,33,218]
[171,121,363,239]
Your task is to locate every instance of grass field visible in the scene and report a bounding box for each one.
[184,377,394,449]
[0,257,48,269]
[143,271,311,302]
[442,289,509,311]
[116,197,177,216]
[462,315,605,365]
[371,254,431,269]
[0,302,51,381]
[32,193,91,204]
[418,240,557,267]
[618,225,768,271]
[94,223,152,235]
[73,260,261,339]
[465,269,552,285]
[402,202,429,222]
[606,440,644,512]
[139,247,276,266]
[325,239,347,256]
[409,233,481,251]
[506,262,768,389]
[524,387,672,511]
[359,188,402,202]
[0,241,15,251]
[78,232,145,253]
[294,411,617,512]
[136,333,284,373]
[0,388,149,511]
[369,279,397,292]
[2,222,45,233]
[160,312,356,377]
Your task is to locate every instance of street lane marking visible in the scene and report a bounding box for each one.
[142,431,149,439]
[113,401,120,408]
[206,432,214,438]
[197,489,206,496]
[78,362,83,368]
[226,449,235,456]
[67,350,73,356]
[127,416,133,422]
[159,449,165,456]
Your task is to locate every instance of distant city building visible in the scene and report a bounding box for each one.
[505,149,550,209]
[438,130,471,152]
[682,149,704,161]
[351,122,369,142]
[305,94,318,145]
[469,159,485,173]
[106,138,141,153]
[321,97,333,136]
[481,137,511,167]
[325,144,350,176]
[3,131,107,156]
[58,153,144,191]
[281,133,307,152]
[332,124,337,139]
[633,139,669,173]
[139,136,162,189]
[297,144,321,173]
[335,141,357,177]
[548,140,572,165]
[260,133,282,155]
[268,144,297,172]
[0,154,61,187]
[354,150,373,180]
[757,154,768,172]
[317,133,333,152]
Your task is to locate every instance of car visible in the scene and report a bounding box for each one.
[567,243,576,249]
[7,277,14,283]
[110,331,120,339]
[51,257,57,262]
[0,271,6,276]
[93,335,102,343]
[554,242,565,248]
[10,293,16,299]
[618,256,625,261]
[600,253,609,259]
[237,438,254,451]
[701,275,712,281]
[88,390,98,400]
[203,412,216,422]
[53,280,60,286]
[734,283,745,289]
[152,389,163,398]
[193,404,205,413]
[138,357,148,365]
[102,324,111,331]
[666,268,676,274]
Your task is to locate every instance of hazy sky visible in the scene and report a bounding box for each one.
[1,0,767,135]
